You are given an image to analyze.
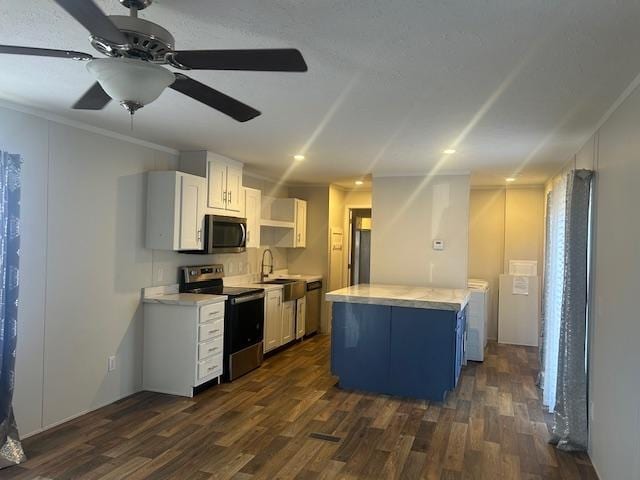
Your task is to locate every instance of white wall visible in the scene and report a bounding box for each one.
[0,104,287,437]
[566,84,640,480]
[370,175,470,288]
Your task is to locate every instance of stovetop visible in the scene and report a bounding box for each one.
[184,285,264,297]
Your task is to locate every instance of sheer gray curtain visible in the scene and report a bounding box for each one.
[0,151,25,468]
[549,169,593,451]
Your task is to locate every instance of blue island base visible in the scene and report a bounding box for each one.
[330,302,466,402]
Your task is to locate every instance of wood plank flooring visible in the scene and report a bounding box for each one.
[1,336,598,479]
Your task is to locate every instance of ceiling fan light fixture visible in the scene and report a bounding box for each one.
[86,57,174,111]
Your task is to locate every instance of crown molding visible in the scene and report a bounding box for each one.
[0,98,179,155]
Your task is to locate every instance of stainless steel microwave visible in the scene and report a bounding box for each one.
[183,215,247,254]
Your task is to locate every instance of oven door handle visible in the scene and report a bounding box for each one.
[231,292,265,305]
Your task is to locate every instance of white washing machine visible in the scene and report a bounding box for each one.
[466,278,489,361]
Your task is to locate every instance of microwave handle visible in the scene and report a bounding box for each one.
[240,223,247,246]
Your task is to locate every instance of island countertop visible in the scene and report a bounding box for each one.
[325,284,470,311]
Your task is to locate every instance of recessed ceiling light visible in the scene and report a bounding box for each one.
[505,177,516,182]
[355,180,364,185]
[443,149,456,154]
[293,154,305,161]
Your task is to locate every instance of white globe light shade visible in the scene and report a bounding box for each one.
[86,57,175,106]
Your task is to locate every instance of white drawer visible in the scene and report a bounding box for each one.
[198,354,223,380]
[198,336,223,361]
[200,302,225,323]
[198,318,223,343]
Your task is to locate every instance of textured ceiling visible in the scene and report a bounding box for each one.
[2,0,640,186]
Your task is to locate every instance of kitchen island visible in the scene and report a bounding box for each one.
[326,284,470,401]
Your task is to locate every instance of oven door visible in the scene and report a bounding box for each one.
[206,215,246,253]
[226,293,265,353]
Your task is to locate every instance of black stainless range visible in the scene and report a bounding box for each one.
[179,264,265,381]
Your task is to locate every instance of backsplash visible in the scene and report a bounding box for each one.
[151,247,289,286]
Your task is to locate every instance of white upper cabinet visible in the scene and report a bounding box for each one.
[180,151,244,217]
[225,165,243,213]
[146,171,206,251]
[261,197,307,248]
[294,199,307,248]
[208,160,227,210]
[244,187,261,248]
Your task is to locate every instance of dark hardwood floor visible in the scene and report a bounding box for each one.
[1,335,597,479]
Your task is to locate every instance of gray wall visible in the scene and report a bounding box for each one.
[370,175,470,288]
[0,104,287,437]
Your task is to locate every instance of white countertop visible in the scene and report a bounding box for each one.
[143,293,227,306]
[325,284,470,311]
[268,273,323,283]
[142,285,227,306]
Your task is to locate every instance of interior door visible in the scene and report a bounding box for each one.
[179,175,204,250]
[349,209,372,285]
[225,165,242,212]
[208,160,227,209]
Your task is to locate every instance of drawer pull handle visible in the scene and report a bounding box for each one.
[208,347,218,353]
[207,365,218,372]
[208,329,219,335]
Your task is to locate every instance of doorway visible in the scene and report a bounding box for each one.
[348,208,372,285]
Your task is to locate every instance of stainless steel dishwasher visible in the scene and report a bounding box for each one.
[305,280,322,336]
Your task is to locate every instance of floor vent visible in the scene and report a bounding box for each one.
[309,432,342,443]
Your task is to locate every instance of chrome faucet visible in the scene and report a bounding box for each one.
[260,248,274,282]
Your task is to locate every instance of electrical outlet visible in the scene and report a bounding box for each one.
[108,355,116,372]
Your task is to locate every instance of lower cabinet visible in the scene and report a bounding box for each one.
[264,289,283,353]
[331,303,467,401]
[264,288,305,353]
[143,300,225,397]
[295,296,306,339]
[281,300,295,344]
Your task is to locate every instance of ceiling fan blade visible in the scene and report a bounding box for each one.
[53,0,129,46]
[0,44,93,60]
[170,49,308,72]
[170,74,261,122]
[72,82,112,110]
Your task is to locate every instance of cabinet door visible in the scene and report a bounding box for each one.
[295,199,307,247]
[296,296,306,339]
[264,290,282,352]
[208,159,227,209]
[179,174,205,250]
[244,188,261,248]
[225,165,243,212]
[282,301,295,344]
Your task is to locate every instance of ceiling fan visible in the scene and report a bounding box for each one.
[0,0,308,122]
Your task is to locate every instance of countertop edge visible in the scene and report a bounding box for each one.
[325,293,469,312]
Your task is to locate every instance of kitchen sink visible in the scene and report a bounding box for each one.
[262,278,306,301]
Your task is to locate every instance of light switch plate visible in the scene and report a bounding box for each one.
[432,239,445,250]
